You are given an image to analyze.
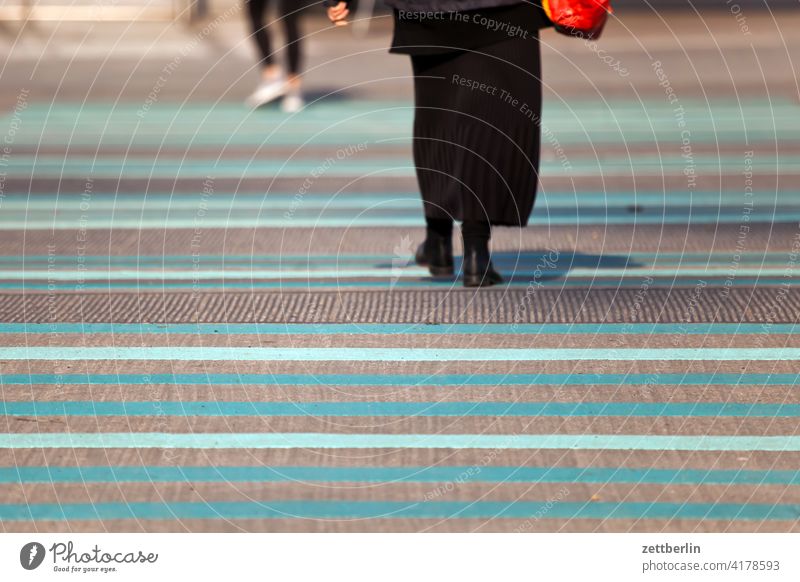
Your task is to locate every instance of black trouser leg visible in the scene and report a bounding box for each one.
[461,220,491,242]
[278,0,303,75]
[247,0,274,68]
[461,220,502,287]
[425,217,453,240]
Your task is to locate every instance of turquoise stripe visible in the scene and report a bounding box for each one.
[1,372,795,386]
[12,97,795,111]
[6,401,799,418]
[4,199,421,210]
[18,122,791,133]
[10,132,798,146]
[4,266,797,281]
[1,191,790,202]
[0,252,797,267]
[3,191,798,209]
[27,104,788,116]
[4,346,799,361]
[21,114,794,124]
[19,105,792,117]
[0,277,798,290]
[11,213,800,229]
[3,323,796,335]
[25,123,782,132]
[5,154,796,169]
[16,110,798,123]
[4,465,798,486]
[8,250,791,260]
[4,199,797,211]
[0,268,438,280]
[15,208,789,219]
[1,433,799,451]
[1,500,798,521]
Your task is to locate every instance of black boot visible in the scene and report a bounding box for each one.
[415,217,454,277]
[461,221,503,288]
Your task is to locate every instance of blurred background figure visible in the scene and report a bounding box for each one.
[245,0,307,111]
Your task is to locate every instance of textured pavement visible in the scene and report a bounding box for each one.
[1,9,800,532]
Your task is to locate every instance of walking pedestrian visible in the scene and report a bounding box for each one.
[246,0,308,112]
[328,0,551,287]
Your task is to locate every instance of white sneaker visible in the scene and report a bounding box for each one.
[281,93,305,113]
[246,77,289,108]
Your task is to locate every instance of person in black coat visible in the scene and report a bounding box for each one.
[329,0,550,287]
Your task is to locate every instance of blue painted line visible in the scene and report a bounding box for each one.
[1,433,799,451]
[2,323,796,335]
[8,155,797,171]
[3,465,798,486]
[6,401,799,418]
[7,206,785,218]
[0,268,450,281]
[1,373,796,386]
[8,202,800,214]
[5,267,798,281]
[0,192,794,205]
[3,346,799,361]
[11,131,797,145]
[11,214,800,229]
[0,252,789,268]
[0,254,796,267]
[14,133,797,147]
[0,277,798,291]
[0,500,798,521]
[5,192,799,210]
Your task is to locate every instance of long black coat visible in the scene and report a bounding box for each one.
[329,0,524,11]
[385,0,523,11]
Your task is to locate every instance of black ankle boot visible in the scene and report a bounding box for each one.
[462,236,503,288]
[415,233,454,277]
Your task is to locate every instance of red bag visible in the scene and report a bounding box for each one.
[543,0,612,40]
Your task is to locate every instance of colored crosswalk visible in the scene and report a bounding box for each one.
[1,96,799,533]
